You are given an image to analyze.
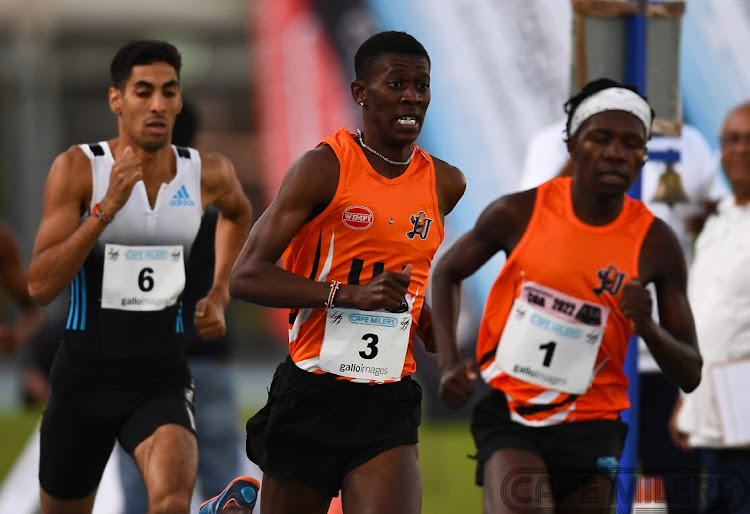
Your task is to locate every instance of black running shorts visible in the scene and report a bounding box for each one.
[471,389,628,501]
[39,345,195,500]
[246,356,422,497]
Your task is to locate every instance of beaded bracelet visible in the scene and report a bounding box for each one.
[92,203,114,224]
[324,280,342,309]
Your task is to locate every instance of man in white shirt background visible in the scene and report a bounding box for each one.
[674,101,750,513]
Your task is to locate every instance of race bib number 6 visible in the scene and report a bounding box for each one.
[101,244,185,311]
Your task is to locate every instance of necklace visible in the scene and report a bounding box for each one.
[356,129,416,166]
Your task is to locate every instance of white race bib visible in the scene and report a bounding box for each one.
[101,244,185,311]
[319,308,412,381]
[495,282,610,394]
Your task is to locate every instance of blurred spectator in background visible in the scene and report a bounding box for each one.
[16,302,63,407]
[518,112,724,513]
[674,101,750,513]
[0,221,43,355]
[116,99,245,513]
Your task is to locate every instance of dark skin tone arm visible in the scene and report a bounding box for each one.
[623,217,702,392]
[433,190,535,408]
[229,143,465,315]
[229,146,377,309]
[417,155,466,351]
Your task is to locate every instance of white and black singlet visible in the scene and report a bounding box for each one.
[65,142,203,359]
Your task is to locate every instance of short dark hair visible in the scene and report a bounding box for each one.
[564,77,654,139]
[354,31,430,81]
[110,40,182,90]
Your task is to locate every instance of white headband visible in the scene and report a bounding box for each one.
[569,87,653,138]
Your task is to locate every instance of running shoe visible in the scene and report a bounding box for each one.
[199,476,260,514]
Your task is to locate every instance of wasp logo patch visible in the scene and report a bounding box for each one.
[406,211,433,240]
[593,265,627,296]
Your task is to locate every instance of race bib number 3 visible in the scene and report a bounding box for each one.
[320,308,412,381]
[495,282,609,395]
[101,244,186,311]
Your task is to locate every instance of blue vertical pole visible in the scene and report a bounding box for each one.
[618,3,647,513]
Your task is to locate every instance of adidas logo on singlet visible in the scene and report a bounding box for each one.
[170,185,196,207]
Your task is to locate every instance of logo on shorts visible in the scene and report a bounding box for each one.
[592,265,626,296]
[342,206,374,230]
[596,456,620,478]
[406,211,433,240]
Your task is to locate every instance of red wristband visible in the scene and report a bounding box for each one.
[324,280,341,309]
[92,203,114,224]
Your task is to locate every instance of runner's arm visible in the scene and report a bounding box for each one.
[229,146,341,308]
[199,152,253,310]
[432,193,533,408]
[627,218,702,392]
[229,146,412,312]
[28,148,103,304]
[433,158,466,220]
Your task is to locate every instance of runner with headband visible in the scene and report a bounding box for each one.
[432,77,702,514]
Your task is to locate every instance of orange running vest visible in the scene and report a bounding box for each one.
[283,127,444,380]
[477,176,654,425]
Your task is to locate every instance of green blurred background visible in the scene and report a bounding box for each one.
[0,409,483,513]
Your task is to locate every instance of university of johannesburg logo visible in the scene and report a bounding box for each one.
[170,185,196,207]
[406,211,433,240]
[593,265,627,296]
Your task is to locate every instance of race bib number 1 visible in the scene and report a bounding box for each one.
[495,282,610,394]
[101,244,185,311]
